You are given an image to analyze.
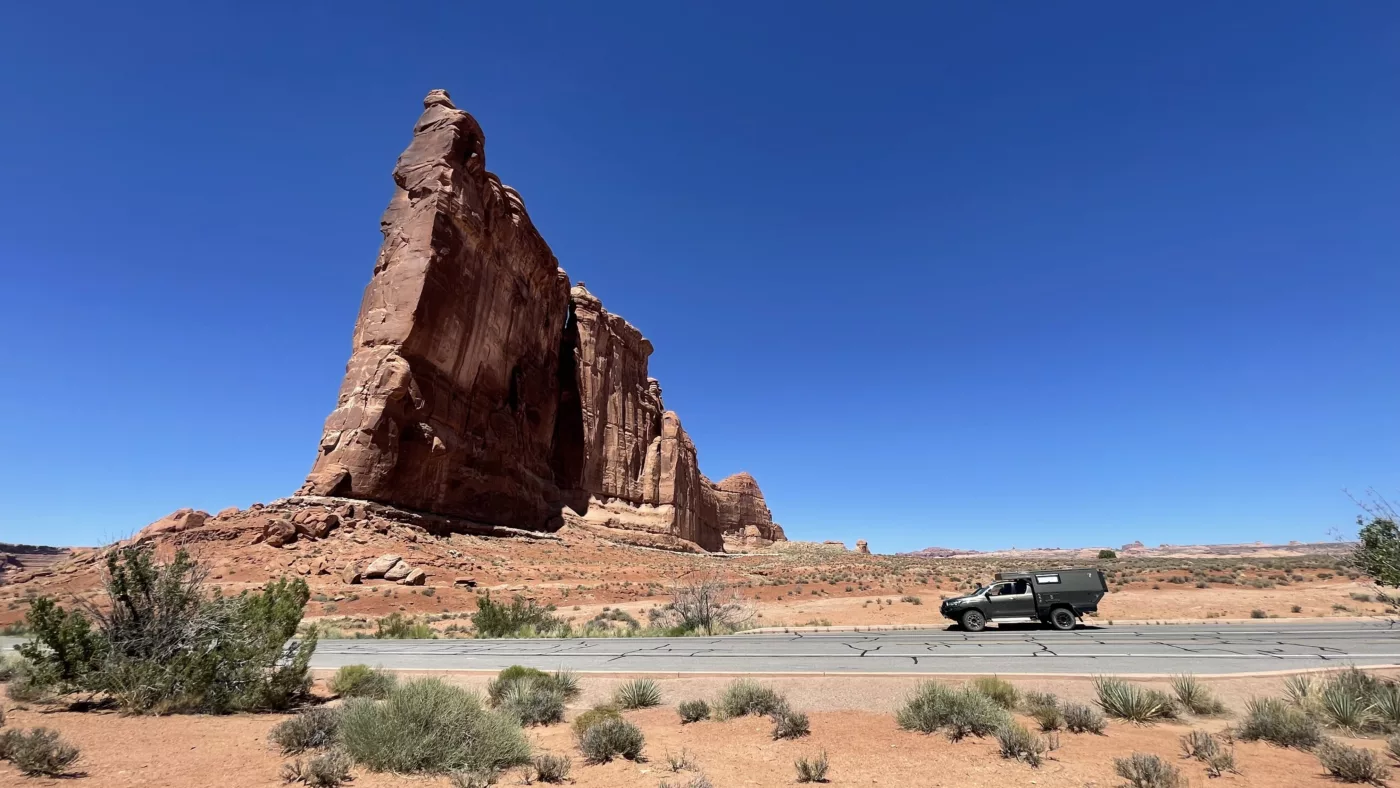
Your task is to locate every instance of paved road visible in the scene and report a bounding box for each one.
[6,621,1398,676]
[308,621,1400,676]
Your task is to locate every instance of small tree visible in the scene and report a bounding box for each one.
[667,571,752,635]
[1097,550,1117,560]
[1351,493,1400,588]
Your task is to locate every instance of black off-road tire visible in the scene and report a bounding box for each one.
[1048,607,1077,631]
[960,610,986,632]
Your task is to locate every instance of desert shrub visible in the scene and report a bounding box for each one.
[579,717,645,763]
[1181,730,1238,777]
[996,722,1045,767]
[1063,702,1107,734]
[1251,609,1268,618]
[1352,512,1400,587]
[1094,677,1177,723]
[1237,696,1323,749]
[531,752,571,783]
[17,547,315,714]
[895,681,1010,740]
[472,593,564,638]
[678,699,711,723]
[1171,674,1226,715]
[1030,703,1063,732]
[659,776,714,788]
[1321,682,1377,732]
[272,707,342,754]
[1099,550,1117,560]
[1387,733,1400,763]
[771,707,810,740]
[4,659,51,704]
[972,676,1019,710]
[0,654,19,683]
[487,666,579,704]
[1370,685,1400,730]
[329,664,397,699]
[497,676,566,726]
[1022,690,1057,712]
[281,749,353,787]
[339,678,530,774]
[2,727,81,777]
[374,613,435,639]
[1114,752,1183,788]
[570,704,622,739]
[716,680,787,719]
[1316,739,1391,784]
[1285,674,1316,706]
[614,678,662,710]
[667,572,751,635]
[448,770,499,788]
[794,750,830,783]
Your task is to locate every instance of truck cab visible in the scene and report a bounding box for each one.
[939,568,1107,632]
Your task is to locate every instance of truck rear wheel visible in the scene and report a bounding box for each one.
[960,610,986,632]
[1048,607,1077,631]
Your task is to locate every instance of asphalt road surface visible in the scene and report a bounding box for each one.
[305,621,1400,676]
[6,621,1397,676]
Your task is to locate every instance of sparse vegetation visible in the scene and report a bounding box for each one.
[486,666,579,726]
[1030,703,1064,732]
[1316,739,1391,784]
[1063,701,1107,734]
[678,699,711,723]
[472,592,565,638]
[272,707,342,754]
[971,676,1019,710]
[895,681,1010,740]
[339,678,530,774]
[571,704,622,740]
[771,707,811,739]
[996,722,1046,767]
[1094,677,1177,723]
[794,750,830,783]
[329,664,397,699]
[1171,674,1226,716]
[1,727,81,777]
[1114,752,1183,788]
[1237,696,1323,749]
[716,680,788,720]
[614,678,662,710]
[374,613,436,639]
[1180,729,1238,777]
[531,752,572,783]
[281,749,352,787]
[578,717,645,763]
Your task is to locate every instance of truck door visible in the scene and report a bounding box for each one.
[986,579,1035,619]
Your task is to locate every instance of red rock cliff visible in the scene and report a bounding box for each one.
[303,90,782,552]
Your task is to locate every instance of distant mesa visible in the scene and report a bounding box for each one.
[297,89,783,554]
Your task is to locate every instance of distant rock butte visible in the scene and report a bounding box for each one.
[299,89,781,553]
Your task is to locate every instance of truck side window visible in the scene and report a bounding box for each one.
[1013,580,1028,594]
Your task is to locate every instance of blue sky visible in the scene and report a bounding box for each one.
[1,3,1396,551]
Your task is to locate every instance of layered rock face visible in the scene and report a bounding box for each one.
[303,90,783,552]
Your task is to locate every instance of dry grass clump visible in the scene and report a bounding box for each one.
[794,750,830,783]
[0,727,82,777]
[971,676,1019,710]
[271,707,341,754]
[895,681,1010,741]
[1236,696,1323,749]
[329,664,397,699]
[339,678,530,774]
[716,680,787,719]
[1315,739,1391,784]
[1113,752,1184,788]
[280,749,352,787]
[995,722,1047,767]
[771,707,811,740]
[530,752,571,783]
[1179,729,1239,777]
[1063,701,1107,733]
[677,699,710,723]
[578,717,645,763]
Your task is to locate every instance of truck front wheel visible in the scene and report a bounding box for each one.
[1047,607,1077,631]
[960,610,986,632]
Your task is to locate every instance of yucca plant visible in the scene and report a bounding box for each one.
[1094,677,1177,723]
[1171,674,1226,716]
[1284,674,1316,707]
[1321,682,1377,732]
[613,678,662,710]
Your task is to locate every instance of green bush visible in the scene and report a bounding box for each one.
[895,681,1010,741]
[1114,752,1183,788]
[794,751,829,783]
[271,707,341,754]
[578,717,645,763]
[971,676,1019,710]
[716,680,787,719]
[678,699,711,723]
[1237,696,1323,749]
[280,749,353,787]
[531,752,571,783]
[2,727,81,777]
[374,613,435,639]
[996,722,1045,767]
[614,678,662,710]
[771,707,810,740]
[497,676,566,726]
[1316,739,1391,784]
[339,678,530,774]
[1251,609,1268,618]
[1063,702,1106,734]
[17,547,315,714]
[1098,550,1117,560]
[1170,674,1226,716]
[472,593,564,638]
[329,665,397,699]
[1094,677,1177,723]
[570,704,621,739]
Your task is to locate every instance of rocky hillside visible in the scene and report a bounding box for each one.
[0,544,74,585]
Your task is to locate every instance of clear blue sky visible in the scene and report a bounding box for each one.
[2,3,1396,552]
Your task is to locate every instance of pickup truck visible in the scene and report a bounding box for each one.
[939,568,1107,632]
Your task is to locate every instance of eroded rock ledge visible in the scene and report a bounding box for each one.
[300,89,782,553]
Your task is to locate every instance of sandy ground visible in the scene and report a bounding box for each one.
[3,672,1396,787]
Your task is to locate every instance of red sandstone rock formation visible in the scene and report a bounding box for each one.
[302,89,782,553]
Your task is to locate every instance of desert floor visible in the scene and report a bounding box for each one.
[4,671,1396,787]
